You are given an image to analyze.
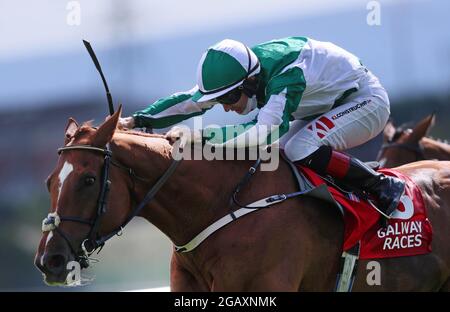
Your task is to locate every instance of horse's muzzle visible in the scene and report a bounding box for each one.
[35,250,73,285]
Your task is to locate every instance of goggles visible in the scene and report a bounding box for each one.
[215,86,243,105]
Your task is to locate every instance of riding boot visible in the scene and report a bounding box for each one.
[299,146,406,220]
[342,157,406,218]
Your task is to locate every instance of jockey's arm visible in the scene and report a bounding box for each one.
[204,92,290,148]
[131,87,215,129]
[205,68,306,148]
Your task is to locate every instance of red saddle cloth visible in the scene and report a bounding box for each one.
[298,166,433,259]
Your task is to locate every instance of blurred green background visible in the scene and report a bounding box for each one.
[1,0,449,291]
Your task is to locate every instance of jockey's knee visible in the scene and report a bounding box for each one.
[284,134,328,162]
[285,140,334,175]
[296,145,332,175]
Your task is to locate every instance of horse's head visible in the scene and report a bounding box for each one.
[35,106,133,286]
[378,114,435,167]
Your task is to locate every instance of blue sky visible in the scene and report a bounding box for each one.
[1,0,366,61]
[1,0,448,120]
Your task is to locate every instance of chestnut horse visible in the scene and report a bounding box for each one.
[378,114,450,168]
[35,108,450,291]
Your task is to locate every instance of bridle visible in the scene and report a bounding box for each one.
[40,40,182,268]
[41,143,306,264]
[41,40,182,269]
[42,144,180,268]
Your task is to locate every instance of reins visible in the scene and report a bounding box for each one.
[42,144,180,267]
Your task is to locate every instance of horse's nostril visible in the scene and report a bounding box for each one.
[46,254,66,272]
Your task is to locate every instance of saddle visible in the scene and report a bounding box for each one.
[172,154,433,292]
[284,155,432,260]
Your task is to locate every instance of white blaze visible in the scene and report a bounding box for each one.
[56,161,74,209]
[45,231,54,247]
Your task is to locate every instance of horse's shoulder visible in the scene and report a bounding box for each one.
[430,161,450,190]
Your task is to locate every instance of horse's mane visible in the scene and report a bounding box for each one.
[427,136,450,145]
[74,121,168,140]
[66,122,171,158]
[115,128,173,157]
[116,129,167,140]
[71,121,95,138]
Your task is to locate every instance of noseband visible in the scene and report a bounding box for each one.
[42,144,180,268]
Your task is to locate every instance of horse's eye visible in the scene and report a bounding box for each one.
[85,177,96,186]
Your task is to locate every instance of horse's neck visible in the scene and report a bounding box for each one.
[110,132,244,245]
[421,137,450,160]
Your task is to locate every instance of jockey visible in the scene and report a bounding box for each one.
[119,37,405,219]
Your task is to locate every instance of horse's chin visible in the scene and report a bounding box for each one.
[43,270,94,287]
[43,271,80,287]
[43,273,70,287]
[44,275,89,287]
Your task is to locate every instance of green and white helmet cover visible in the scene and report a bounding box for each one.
[191,39,260,102]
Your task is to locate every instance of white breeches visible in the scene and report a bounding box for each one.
[281,73,390,161]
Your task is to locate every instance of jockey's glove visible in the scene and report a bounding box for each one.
[118,116,135,129]
[165,126,203,147]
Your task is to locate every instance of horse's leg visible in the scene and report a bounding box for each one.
[170,252,208,291]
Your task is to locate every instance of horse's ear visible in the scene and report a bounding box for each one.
[383,120,396,142]
[92,105,122,147]
[65,118,79,144]
[407,113,435,143]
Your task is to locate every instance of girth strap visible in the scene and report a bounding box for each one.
[174,157,311,253]
[335,243,360,292]
[174,194,289,253]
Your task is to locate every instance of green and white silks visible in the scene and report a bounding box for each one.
[133,37,368,148]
